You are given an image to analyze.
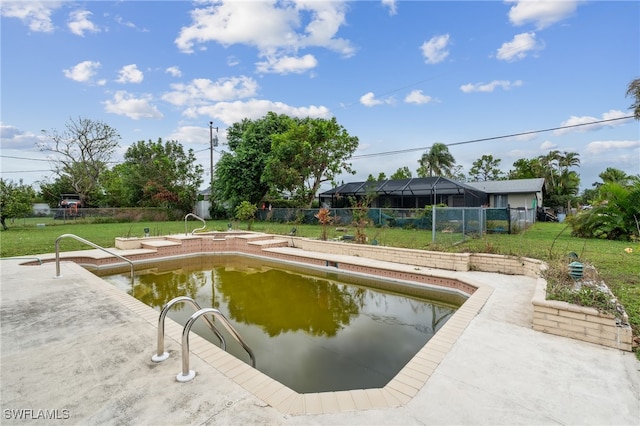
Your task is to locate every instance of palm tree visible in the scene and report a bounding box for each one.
[417,143,456,177]
[558,151,580,172]
[626,78,640,119]
[599,167,631,186]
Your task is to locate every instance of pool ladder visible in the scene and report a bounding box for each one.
[184,213,206,235]
[152,296,256,382]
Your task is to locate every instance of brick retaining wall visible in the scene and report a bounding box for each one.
[531,278,632,351]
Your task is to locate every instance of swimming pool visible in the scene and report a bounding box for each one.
[99,255,465,393]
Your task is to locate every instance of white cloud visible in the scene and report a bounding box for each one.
[539,140,557,151]
[495,32,542,62]
[585,140,640,155]
[63,60,101,83]
[68,9,99,36]
[0,1,60,33]
[167,125,222,146]
[506,0,578,30]
[162,76,259,106]
[165,66,182,78]
[555,109,630,134]
[174,1,354,68]
[420,34,450,64]
[0,124,45,150]
[114,15,147,32]
[103,91,163,120]
[382,0,397,16]
[256,54,318,74]
[404,90,432,105]
[460,80,523,93]
[360,92,383,107]
[116,64,144,84]
[183,99,331,126]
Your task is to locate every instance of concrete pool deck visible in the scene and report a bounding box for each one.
[1,243,639,425]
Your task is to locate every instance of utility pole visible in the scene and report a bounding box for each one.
[209,122,218,192]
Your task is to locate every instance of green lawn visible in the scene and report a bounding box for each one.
[1,218,638,356]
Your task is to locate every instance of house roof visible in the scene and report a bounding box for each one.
[319,176,486,198]
[465,178,545,194]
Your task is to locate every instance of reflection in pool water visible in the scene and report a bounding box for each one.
[100,255,464,393]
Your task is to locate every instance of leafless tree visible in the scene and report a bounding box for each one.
[40,117,120,206]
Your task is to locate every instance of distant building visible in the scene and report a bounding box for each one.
[465,178,544,210]
[319,177,545,210]
[319,177,487,208]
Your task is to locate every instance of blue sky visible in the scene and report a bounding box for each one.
[1,0,639,193]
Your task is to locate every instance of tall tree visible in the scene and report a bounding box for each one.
[214,113,293,209]
[509,151,580,208]
[390,166,412,180]
[39,117,120,207]
[263,116,359,207]
[417,143,455,177]
[508,158,543,179]
[626,78,640,119]
[469,154,504,181]
[116,138,203,215]
[598,167,632,186]
[0,179,35,230]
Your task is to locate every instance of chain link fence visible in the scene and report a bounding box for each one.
[29,207,184,223]
[256,206,535,242]
[20,204,534,244]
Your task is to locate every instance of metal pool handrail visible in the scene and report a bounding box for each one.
[152,296,226,363]
[184,213,206,235]
[55,234,134,285]
[177,307,256,382]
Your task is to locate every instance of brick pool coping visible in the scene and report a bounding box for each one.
[34,231,631,415]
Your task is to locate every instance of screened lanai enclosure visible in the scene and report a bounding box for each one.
[318,177,487,209]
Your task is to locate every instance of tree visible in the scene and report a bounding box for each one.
[390,166,412,180]
[539,150,581,207]
[508,158,543,179]
[367,172,387,182]
[417,143,455,177]
[234,201,258,230]
[508,152,581,208]
[263,116,359,207]
[115,138,203,216]
[568,181,640,241]
[40,117,120,207]
[214,113,293,210]
[0,179,35,230]
[626,78,640,119]
[469,154,504,181]
[598,167,632,186]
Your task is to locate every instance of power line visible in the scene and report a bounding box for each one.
[0,170,52,173]
[0,155,50,162]
[351,115,635,159]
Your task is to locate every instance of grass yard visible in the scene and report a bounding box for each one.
[1,217,638,357]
